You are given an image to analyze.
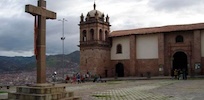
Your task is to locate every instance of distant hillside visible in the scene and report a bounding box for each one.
[0,50,80,72]
[0,56,35,72]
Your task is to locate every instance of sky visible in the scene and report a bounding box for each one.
[1,0,204,57]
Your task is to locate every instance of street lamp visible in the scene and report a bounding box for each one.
[58,18,67,79]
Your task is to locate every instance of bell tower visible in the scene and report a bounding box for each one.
[79,3,111,77]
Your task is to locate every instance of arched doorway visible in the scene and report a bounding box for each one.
[115,63,124,77]
[173,51,188,71]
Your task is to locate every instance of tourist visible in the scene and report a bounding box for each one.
[97,75,102,82]
[183,69,187,80]
[77,73,81,84]
[174,69,178,79]
[85,73,90,81]
[52,71,57,82]
[81,75,85,83]
[71,74,76,84]
[93,74,98,82]
[171,69,174,79]
[177,69,181,80]
[65,75,70,83]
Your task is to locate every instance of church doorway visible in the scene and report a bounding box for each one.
[115,63,124,77]
[105,70,108,78]
[173,51,188,71]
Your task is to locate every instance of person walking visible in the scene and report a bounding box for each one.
[177,69,180,80]
[77,73,81,84]
[65,75,70,83]
[174,69,178,79]
[171,69,174,79]
[71,74,76,84]
[52,71,57,83]
[183,68,187,80]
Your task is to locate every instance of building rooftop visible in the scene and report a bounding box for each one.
[110,23,204,37]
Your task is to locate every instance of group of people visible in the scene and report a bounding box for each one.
[65,72,90,84]
[171,68,188,80]
[93,74,106,83]
[65,72,106,83]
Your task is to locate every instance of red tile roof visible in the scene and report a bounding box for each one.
[110,23,204,37]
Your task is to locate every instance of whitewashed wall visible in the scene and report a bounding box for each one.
[111,36,130,60]
[201,30,204,57]
[136,34,159,59]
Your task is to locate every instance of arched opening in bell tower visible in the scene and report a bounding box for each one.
[90,29,94,41]
[105,31,108,41]
[82,30,87,41]
[99,29,103,41]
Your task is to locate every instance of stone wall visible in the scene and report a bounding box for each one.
[80,29,204,77]
[110,60,131,77]
[80,48,110,77]
[136,59,159,76]
[164,31,193,76]
[110,59,159,77]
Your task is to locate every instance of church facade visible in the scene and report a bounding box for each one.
[79,4,204,77]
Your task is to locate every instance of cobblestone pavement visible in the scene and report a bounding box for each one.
[1,79,204,100]
[65,79,204,100]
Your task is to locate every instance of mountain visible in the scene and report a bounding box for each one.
[0,56,35,72]
[46,50,80,68]
[0,50,80,73]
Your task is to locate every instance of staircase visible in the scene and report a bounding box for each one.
[8,84,81,100]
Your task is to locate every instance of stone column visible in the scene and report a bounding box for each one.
[129,35,136,76]
[158,33,165,75]
[193,30,201,75]
[87,27,90,41]
[80,30,83,42]
[201,30,204,74]
[95,24,98,41]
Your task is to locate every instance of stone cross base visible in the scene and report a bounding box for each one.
[8,84,81,100]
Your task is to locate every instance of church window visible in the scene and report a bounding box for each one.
[82,30,87,41]
[90,29,94,40]
[99,29,103,41]
[176,35,184,43]
[116,44,122,54]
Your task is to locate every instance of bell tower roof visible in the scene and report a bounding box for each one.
[80,2,110,24]
[87,2,103,18]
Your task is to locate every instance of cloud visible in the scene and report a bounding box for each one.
[0,17,33,51]
[0,50,33,57]
[1,0,204,57]
[46,16,80,55]
[148,0,204,12]
[0,0,81,56]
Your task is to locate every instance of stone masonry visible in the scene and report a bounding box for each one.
[79,3,204,77]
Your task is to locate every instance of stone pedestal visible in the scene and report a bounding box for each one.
[8,84,81,100]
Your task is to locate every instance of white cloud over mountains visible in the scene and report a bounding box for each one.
[1,0,204,57]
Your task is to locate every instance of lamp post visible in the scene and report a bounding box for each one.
[58,18,67,79]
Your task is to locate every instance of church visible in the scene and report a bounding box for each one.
[79,3,204,77]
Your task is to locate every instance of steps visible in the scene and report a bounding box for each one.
[8,84,81,100]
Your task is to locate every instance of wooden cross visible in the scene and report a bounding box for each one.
[25,0,56,84]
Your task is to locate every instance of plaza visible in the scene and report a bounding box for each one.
[1,78,204,100]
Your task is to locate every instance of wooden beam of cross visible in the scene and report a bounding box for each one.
[25,0,56,84]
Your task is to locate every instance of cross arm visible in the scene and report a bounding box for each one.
[25,4,56,19]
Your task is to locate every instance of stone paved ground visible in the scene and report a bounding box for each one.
[64,79,204,100]
[1,79,204,100]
